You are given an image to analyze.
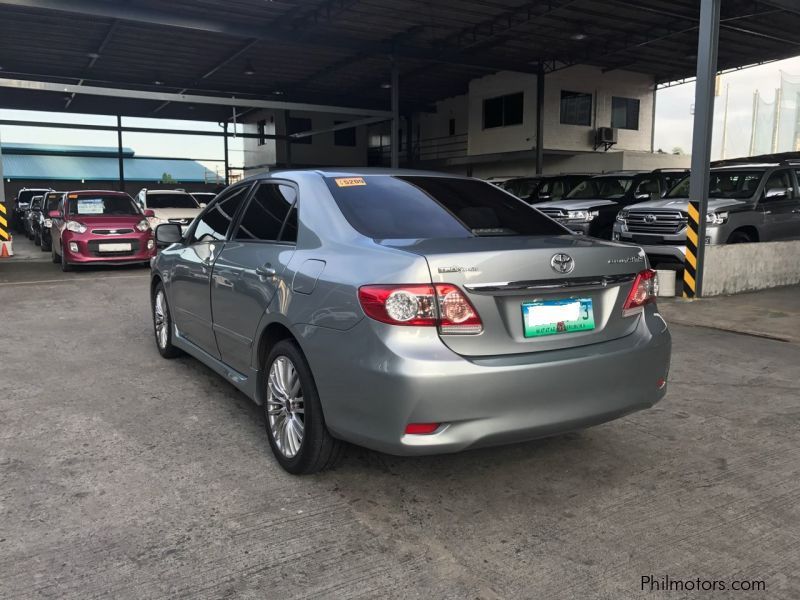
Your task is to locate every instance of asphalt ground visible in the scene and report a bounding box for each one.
[2,235,798,599]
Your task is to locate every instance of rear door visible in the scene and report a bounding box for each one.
[210,181,298,374]
[759,169,796,240]
[169,184,251,357]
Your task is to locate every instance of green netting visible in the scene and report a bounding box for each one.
[751,91,776,155]
[776,71,800,152]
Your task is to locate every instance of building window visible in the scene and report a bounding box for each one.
[288,117,312,145]
[560,91,593,126]
[257,119,267,146]
[334,121,357,147]
[611,96,640,130]
[482,92,524,129]
[449,118,456,136]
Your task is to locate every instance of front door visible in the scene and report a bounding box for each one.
[211,182,298,374]
[169,185,251,357]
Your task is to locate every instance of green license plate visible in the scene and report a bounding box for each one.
[522,298,595,338]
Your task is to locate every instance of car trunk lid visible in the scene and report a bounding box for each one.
[384,235,648,357]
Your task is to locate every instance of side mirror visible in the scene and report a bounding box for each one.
[144,209,156,218]
[155,223,183,247]
[765,187,789,201]
[47,210,61,218]
[635,192,650,201]
[199,202,207,208]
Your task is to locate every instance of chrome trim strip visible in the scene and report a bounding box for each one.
[464,273,636,293]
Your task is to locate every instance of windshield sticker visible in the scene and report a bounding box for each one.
[76,198,105,215]
[335,177,367,187]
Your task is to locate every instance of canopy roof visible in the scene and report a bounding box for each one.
[0,0,798,121]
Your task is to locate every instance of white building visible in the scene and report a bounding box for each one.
[242,64,689,178]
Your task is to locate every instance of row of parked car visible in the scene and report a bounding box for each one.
[493,160,800,266]
[10,187,214,270]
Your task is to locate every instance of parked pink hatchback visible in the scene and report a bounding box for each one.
[49,190,156,271]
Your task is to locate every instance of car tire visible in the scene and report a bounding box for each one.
[263,340,343,475]
[60,245,73,272]
[727,230,752,244]
[152,282,182,359]
[34,231,41,246]
[40,241,49,252]
[51,243,59,263]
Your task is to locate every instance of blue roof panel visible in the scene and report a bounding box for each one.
[1,152,216,182]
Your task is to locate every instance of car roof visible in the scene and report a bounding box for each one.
[65,189,130,195]
[251,167,474,181]
[145,189,193,194]
[711,163,776,170]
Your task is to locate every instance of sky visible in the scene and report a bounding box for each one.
[654,55,800,159]
[2,54,800,167]
[0,109,246,175]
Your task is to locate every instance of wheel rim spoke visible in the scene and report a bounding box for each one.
[266,355,305,458]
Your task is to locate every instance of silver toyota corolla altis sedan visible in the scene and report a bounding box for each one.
[150,169,671,474]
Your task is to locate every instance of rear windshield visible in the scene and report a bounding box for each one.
[17,190,49,203]
[146,193,199,209]
[566,177,634,199]
[325,175,567,239]
[67,194,141,216]
[666,171,764,199]
[30,197,43,209]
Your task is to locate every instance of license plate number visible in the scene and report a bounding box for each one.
[522,298,595,338]
[98,243,132,252]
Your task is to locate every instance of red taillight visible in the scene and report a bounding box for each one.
[622,269,658,316]
[358,284,482,334]
[405,423,440,435]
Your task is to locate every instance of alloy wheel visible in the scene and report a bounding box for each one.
[154,290,169,349]
[266,356,305,458]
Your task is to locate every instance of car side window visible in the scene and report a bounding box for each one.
[234,183,297,243]
[189,186,249,244]
[635,178,659,196]
[763,170,792,202]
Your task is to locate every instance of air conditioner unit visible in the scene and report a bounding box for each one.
[594,127,618,151]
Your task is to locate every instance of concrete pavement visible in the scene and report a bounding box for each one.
[1,236,798,599]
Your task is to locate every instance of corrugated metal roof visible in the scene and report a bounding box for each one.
[1,142,135,156]
[1,152,216,182]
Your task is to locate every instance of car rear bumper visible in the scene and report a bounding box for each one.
[302,306,671,456]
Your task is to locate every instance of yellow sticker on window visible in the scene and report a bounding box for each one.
[334,177,367,187]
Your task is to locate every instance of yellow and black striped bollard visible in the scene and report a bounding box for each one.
[682,200,701,298]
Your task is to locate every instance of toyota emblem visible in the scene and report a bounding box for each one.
[550,253,574,274]
[644,214,657,224]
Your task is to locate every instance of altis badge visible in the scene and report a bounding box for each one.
[438,266,479,274]
[608,255,645,264]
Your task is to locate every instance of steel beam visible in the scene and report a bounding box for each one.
[535,63,545,175]
[116,114,125,191]
[223,122,230,186]
[686,0,721,298]
[288,115,388,140]
[390,62,400,169]
[0,118,277,139]
[0,77,392,118]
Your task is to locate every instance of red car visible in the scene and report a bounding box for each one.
[49,190,156,271]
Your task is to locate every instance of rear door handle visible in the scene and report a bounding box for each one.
[256,264,277,278]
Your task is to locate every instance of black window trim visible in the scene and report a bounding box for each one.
[482,91,524,130]
[184,181,256,245]
[230,178,299,246]
[559,89,593,127]
[611,95,641,131]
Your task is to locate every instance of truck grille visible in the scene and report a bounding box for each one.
[537,208,565,219]
[626,210,686,234]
